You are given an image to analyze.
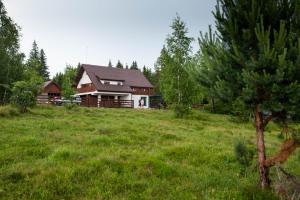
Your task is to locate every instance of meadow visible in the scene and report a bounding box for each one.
[0,106,299,200]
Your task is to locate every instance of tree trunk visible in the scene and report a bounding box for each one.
[211,97,215,113]
[255,105,270,189]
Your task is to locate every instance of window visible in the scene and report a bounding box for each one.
[139,97,147,107]
[104,81,110,85]
[82,83,90,88]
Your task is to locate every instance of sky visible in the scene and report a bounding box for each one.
[3,0,216,77]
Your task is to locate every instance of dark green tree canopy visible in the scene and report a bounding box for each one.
[197,0,300,188]
[40,49,50,81]
[0,0,24,103]
[115,60,124,69]
[130,61,139,70]
[108,60,113,67]
[199,0,300,120]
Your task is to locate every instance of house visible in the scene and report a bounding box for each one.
[37,80,61,104]
[74,64,154,108]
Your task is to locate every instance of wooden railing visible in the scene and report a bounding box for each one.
[99,100,133,108]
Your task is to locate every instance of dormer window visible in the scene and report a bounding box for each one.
[100,79,124,86]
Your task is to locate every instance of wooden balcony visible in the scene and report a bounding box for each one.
[99,100,133,108]
[77,84,96,93]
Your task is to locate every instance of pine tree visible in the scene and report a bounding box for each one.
[115,60,123,69]
[40,49,50,81]
[198,0,300,188]
[130,61,139,70]
[108,60,113,67]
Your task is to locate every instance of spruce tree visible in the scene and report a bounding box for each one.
[40,49,50,81]
[115,60,123,69]
[26,41,42,75]
[142,66,152,82]
[108,60,113,67]
[53,72,64,88]
[130,61,139,70]
[198,0,300,188]
[29,40,39,61]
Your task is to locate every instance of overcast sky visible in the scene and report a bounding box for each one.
[4,0,216,77]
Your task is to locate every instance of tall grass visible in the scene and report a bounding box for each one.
[0,106,298,199]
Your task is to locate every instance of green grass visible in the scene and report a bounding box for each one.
[0,106,299,200]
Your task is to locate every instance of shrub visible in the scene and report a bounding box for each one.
[234,141,255,175]
[0,105,19,117]
[10,74,43,113]
[172,104,191,118]
[234,141,254,166]
[10,82,37,113]
[64,103,78,111]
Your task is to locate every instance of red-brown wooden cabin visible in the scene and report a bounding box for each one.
[42,81,61,99]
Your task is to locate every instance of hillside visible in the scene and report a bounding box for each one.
[0,106,299,199]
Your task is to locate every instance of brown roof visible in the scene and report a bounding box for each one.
[43,80,61,90]
[76,64,153,93]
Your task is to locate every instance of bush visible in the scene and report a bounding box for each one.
[234,141,254,166]
[10,73,43,113]
[172,104,191,118]
[10,82,36,113]
[0,105,19,117]
[234,141,255,175]
[64,103,78,111]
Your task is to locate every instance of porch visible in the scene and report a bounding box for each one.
[77,92,133,108]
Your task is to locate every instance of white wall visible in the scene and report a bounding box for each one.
[132,95,150,109]
[77,71,92,88]
[120,94,132,101]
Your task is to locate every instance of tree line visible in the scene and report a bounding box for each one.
[0,1,51,110]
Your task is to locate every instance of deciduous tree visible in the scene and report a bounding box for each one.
[158,15,200,116]
[0,0,24,103]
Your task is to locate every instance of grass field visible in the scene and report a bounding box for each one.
[0,106,299,200]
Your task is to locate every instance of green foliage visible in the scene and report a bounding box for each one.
[10,72,43,112]
[130,61,139,70]
[240,186,279,200]
[172,104,191,118]
[108,60,113,67]
[158,15,200,117]
[0,1,25,104]
[199,0,300,121]
[52,72,64,88]
[26,41,50,81]
[115,60,124,69]
[40,49,50,81]
[234,141,255,167]
[64,103,78,111]
[62,65,77,100]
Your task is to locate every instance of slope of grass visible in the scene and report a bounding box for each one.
[0,106,299,199]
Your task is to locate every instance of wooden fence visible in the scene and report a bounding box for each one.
[99,100,133,108]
